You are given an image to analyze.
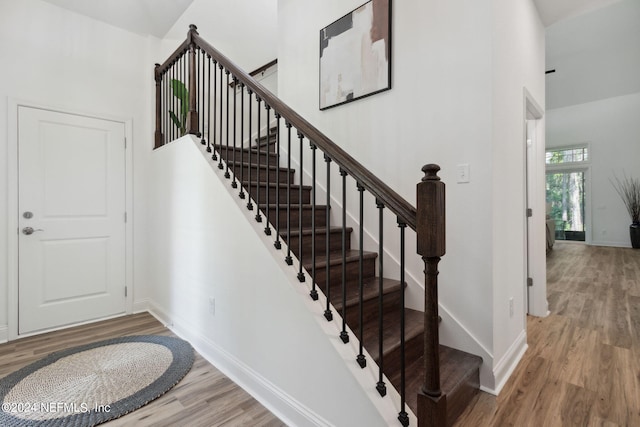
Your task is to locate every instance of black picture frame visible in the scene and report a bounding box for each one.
[319,0,392,110]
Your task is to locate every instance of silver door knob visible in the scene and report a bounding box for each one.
[22,227,43,235]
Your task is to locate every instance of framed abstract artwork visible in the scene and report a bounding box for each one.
[319,0,392,110]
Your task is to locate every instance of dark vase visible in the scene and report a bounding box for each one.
[631,223,640,249]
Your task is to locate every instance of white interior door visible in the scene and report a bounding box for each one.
[18,106,127,335]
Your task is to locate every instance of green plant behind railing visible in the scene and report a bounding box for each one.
[169,79,189,136]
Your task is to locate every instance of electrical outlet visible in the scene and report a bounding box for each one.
[209,297,216,316]
[509,298,514,317]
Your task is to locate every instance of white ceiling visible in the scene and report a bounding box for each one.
[40,0,624,39]
[533,0,625,26]
[40,0,194,38]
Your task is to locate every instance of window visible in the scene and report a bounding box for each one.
[545,146,588,164]
[545,145,589,242]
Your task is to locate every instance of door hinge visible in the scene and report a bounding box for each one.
[527,277,533,287]
[124,137,127,149]
[125,286,128,297]
[526,208,533,218]
[124,212,127,223]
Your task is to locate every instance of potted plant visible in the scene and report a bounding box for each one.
[169,79,189,136]
[611,173,640,248]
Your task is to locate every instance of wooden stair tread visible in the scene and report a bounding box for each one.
[213,143,278,156]
[394,345,482,425]
[362,308,424,363]
[287,226,351,238]
[258,203,328,211]
[302,250,377,269]
[242,181,311,191]
[227,160,289,172]
[332,277,403,312]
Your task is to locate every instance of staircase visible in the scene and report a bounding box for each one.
[155,25,483,426]
[214,130,482,426]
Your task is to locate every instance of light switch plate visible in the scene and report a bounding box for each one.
[457,163,470,183]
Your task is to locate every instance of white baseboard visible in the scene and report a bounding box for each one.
[133,298,150,314]
[146,303,333,427]
[0,325,8,344]
[490,329,528,395]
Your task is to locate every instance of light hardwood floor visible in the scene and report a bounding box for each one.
[0,313,285,427]
[455,242,640,426]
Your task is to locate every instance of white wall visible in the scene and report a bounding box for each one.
[148,137,404,427]
[277,0,545,392]
[277,0,497,386]
[547,92,640,247]
[490,0,546,390]
[163,0,278,72]
[0,0,155,339]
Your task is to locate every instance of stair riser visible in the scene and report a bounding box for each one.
[231,165,293,184]
[307,257,376,290]
[255,139,277,152]
[381,330,424,378]
[284,229,351,255]
[246,186,311,205]
[267,207,328,230]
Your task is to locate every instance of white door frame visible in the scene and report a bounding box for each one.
[523,88,548,317]
[7,98,134,340]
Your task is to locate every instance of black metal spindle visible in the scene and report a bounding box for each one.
[224,70,231,179]
[340,169,349,343]
[264,105,271,235]
[297,132,305,283]
[274,114,282,249]
[324,154,332,320]
[198,48,203,145]
[211,60,218,160]
[171,61,176,141]
[376,200,387,397]
[255,96,262,223]
[201,49,206,145]
[206,55,212,153]
[231,77,238,188]
[284,123,293,265]
[218,63,224,169]
[397,220,409,427]
[310,143,318,301]
[356,183,366,369]
[239,84,246,199]
[246,88,254,211]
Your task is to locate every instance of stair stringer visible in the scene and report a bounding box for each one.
[148,135,414,427]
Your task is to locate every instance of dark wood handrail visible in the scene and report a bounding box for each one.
[177,27,418,230]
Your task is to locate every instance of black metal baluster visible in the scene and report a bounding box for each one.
[224,70,231,179]
[198,48,203,144]
[284,123,292,265]
[255,96,262,223]
[376,200,387,397]
[182,52,186,136]
[340,169,349,343]
[246,88,254,211]
[397,220,409,427]
[171,61,175,141]
[201,49,206,145]
[206,55,212,153]
[211,60,218,161]
[239,84,246,199]
[324,154,332,320]
[264,105,271,235]
[274,114,282,249]
[218,63,224,169]
[297,132,305,283]
[231,77,238,188]
[356,183,366,369]
[310,143,318,301]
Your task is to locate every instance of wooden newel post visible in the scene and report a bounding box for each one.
[416,163,447,427]
[186,24,199,136]
[154,63,163,148]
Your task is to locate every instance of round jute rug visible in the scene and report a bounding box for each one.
[0,335,194,427]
